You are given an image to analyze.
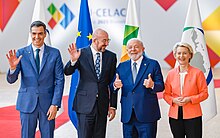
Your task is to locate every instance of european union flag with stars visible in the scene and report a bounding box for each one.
[68,0,93,129]
[76,0,93,48]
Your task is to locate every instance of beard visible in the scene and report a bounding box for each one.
[98,45,107,52]
[128,52,143,61]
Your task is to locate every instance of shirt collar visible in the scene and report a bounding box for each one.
[90,45,101,56]
[131,56,143,66]
[32,44,45,52]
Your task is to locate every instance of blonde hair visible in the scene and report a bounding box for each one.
[173,42,194,62]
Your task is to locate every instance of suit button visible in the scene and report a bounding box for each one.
[132,91,135,94]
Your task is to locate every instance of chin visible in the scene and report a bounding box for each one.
[101,48,106,52]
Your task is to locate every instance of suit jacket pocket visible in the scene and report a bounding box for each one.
[18,88,27,93]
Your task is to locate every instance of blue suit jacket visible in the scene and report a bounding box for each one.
[7,44,64,113]
[111,56,164,123]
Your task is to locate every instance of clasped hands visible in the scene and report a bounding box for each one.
[113,73,154,89]
[172,97,191,106]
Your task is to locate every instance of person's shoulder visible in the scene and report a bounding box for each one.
[118,60,130,68]
[17,45,31,53]
[45,45,61,53]
[167,68,177,74]
[144,56,157,62]
[105,49,116,56]
[189,65,203,74]
[143,56,160,66]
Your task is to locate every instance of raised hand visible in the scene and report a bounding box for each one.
[68,43,81,62]
[114,73,123,89]
[6,49,22,70]
[143,73,154,88]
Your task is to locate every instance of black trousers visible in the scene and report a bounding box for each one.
[169,106,202,138]
[77,101,107,138]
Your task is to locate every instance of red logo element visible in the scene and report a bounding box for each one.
[0,0,20,31]
[164,51,175,68]
[48,18,57,29]
[155,0,177,11]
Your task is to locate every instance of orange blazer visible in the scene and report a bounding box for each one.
[163,65,208,119]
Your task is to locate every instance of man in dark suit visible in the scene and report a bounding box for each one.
[64,28,117,138]
[6,21,64,138]
[112,38,164,138]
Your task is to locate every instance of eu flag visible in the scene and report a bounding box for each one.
[68,0,93,129]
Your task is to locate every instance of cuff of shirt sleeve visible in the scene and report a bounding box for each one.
[9,69,16,75]
[70,60,77,66]
[110,107,116,110]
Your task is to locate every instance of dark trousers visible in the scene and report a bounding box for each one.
[169,106,202,138]
[77,101,107,138]
[123,110,157,138]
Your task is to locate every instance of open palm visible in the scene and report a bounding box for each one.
[68,43,81,61]
[6,49,22,70]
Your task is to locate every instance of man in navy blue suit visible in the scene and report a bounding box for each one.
[112,38,164,138]
[64,28,117,138]
[6,21,64,138]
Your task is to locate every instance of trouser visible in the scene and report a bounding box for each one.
[169,106,202,138]
[20,102,55,138]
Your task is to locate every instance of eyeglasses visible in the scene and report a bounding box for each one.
[98,39,111,43]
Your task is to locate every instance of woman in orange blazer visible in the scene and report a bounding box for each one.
[163,42,208,138]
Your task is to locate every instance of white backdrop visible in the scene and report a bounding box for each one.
[0,0,219,73]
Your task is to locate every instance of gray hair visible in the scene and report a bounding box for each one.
[127,38,143,47]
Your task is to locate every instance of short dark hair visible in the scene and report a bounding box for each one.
[30,20,46,32]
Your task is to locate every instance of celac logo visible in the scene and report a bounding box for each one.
[48,3,75,29]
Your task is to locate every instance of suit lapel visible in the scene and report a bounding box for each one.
[26,45,38,74]
[134,56,149,87]
[127,60,134,85]
[100,51,107,79]
[40,45,49,74]
[86,47,97,79]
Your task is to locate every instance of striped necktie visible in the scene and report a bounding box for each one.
[95,53,101,79]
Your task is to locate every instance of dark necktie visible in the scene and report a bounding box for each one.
[132,62,137,83]
[35,49,40,73]
[95,53,101,79]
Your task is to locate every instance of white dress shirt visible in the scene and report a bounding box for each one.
[130,56,143,74]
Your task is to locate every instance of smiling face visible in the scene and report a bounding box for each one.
[31,26,46,48]
[92,29,110,52]
[174,46,192,66]
[126,39,145,61]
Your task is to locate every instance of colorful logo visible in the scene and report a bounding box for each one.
[0,0,21,31]
[48,3,75,29]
